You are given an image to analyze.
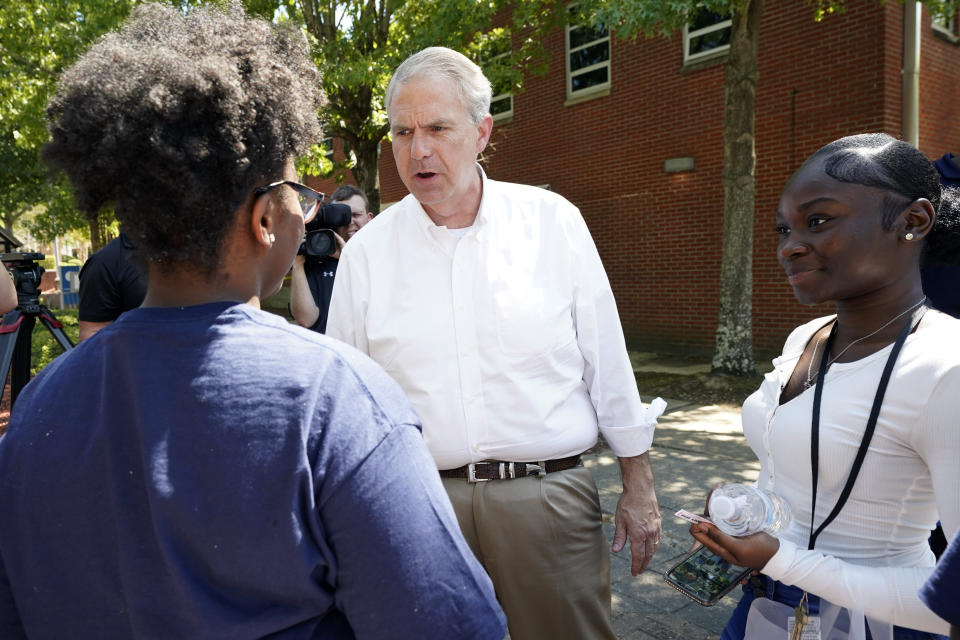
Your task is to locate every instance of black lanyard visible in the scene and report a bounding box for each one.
[807,307,926,551]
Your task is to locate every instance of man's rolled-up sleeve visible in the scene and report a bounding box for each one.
[567,207,666,457]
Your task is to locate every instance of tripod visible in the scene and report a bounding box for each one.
[0,253,74,410]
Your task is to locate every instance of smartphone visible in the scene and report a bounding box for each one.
[663,545,752,606]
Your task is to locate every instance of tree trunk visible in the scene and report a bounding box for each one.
[710,0,762,376]
[86,213,106,252]
[350,138,382,214]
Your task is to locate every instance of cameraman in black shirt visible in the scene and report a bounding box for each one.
[78,230,147,340]
[289,185,372,333]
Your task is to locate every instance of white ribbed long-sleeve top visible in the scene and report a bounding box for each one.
[744,309,960,634]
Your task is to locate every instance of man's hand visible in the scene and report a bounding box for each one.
[689,522,779,570]
[330,231,346,260]
[612,452,661,576]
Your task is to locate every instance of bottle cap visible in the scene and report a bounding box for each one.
[710,495,736,520]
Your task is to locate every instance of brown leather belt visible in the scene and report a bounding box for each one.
[439,455,582,482]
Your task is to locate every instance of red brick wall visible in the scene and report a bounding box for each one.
[751,1,898,354]
[320,0,960,357]
[920,4,960,155]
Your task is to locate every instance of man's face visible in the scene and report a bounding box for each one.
[388,75,492,224]
[334,194,372,240]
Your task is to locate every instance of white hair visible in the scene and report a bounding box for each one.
[385,46,492,125]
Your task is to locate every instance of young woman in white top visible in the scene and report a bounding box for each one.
[691,133,960,639]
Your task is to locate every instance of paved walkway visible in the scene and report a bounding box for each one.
[586,398,761,639]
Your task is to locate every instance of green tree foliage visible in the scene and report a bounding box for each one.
[1,0,561,250]
[0,1,136,247]
[281,0,564,212]
[585,0,958,376]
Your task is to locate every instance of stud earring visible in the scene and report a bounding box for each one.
[268,233,276,244]
[904,232,915,241]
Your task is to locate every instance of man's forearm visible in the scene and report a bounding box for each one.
[618,450,655,490]
[79,320,112,341]
[612,450,661,574]
[289,265,320,328]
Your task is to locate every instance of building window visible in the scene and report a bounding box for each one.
[932,1,958,37]
[683,9,732,63]
[490,79,513,121]
[321,137,335,161]
[566,7,610,99]
[484,35,514,122]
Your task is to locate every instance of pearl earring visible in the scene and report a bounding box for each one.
[904,232,915,241]
[268,233,276,244]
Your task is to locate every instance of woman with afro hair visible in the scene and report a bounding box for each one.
[0,5,505,639]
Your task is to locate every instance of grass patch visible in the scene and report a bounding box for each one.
[0,308,79,436]
[30,308,80,375]
[635,369,764,406]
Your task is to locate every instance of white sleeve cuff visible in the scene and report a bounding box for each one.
[599,397,667,457]
[761,535,798,581]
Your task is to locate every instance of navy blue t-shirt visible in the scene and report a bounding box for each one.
[920,530,960,626]
[0,302,505,639]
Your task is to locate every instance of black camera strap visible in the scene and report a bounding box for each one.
[807,306,926,551]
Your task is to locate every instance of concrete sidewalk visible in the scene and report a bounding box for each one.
[586,398,761,640]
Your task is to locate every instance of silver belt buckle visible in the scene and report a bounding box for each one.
[467,462,492,483]
[466,460,545,482]
[526,461,547,478]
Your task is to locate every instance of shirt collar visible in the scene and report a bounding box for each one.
[410,163,490,238]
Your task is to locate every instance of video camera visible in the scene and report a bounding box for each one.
[0,250,74,410]
[299,202,352,259]
[1,252,45,310]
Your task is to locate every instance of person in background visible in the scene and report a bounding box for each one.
[327,46,665,640]
[691,134,960,639]
[289,184,371,333]
[934,152,960,186]
[334,184,374,241]
[920,152,960,319]
[923,151,960,559]
[920,530,960,638]
[0,7,505,638]
[0,266,17,315]
[77,229,146,340]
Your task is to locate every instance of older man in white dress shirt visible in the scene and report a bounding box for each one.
[326,46,666,640]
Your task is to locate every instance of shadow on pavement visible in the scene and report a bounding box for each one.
[585,397,760,639]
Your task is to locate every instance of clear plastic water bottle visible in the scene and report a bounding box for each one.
[708,483,791,537]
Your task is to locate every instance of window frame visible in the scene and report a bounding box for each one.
[321,136,335,161]
[487,49,514,123]
[565,13,611,101]
[683,13,732,64]
[932,2,958,38]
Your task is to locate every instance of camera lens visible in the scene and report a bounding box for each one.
[303,230,335,257]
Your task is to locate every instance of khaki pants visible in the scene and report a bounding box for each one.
[442,466,616,640]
